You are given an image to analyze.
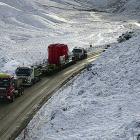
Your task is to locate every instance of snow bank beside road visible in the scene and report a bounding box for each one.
[17,30,140,140]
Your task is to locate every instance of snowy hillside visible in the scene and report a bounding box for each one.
[0,0,139,74]
[1,0,137,139]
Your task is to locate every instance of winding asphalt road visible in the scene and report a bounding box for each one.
[0,53,101,140]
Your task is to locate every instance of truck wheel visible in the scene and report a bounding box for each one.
[38,76,41,81]
[16,88,22,97]
[9,95,15,103]
[21,87,24,95]
[31,80,35,85]
[17,91,21,97]
[18,88,23,96]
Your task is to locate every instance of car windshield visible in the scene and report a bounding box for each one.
[73,49,82,53]
[16,68,32,76]
[0,79,10,87]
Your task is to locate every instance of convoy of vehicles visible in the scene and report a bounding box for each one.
[0,43,88,102]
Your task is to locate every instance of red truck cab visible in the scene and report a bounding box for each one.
[0,73,15,102]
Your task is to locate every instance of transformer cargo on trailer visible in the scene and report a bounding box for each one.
[45,43,75,75]
[48,43,68,65]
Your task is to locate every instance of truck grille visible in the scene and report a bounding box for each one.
[0,88,6,96]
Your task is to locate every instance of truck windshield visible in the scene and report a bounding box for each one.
[0,79,10,87]
[73,49,82,53]
[16,68,32,76]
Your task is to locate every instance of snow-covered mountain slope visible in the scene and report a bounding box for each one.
[17,30,140,140]
[0,0,139,74]
[36,0,140,14]
[4,0,138,139]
